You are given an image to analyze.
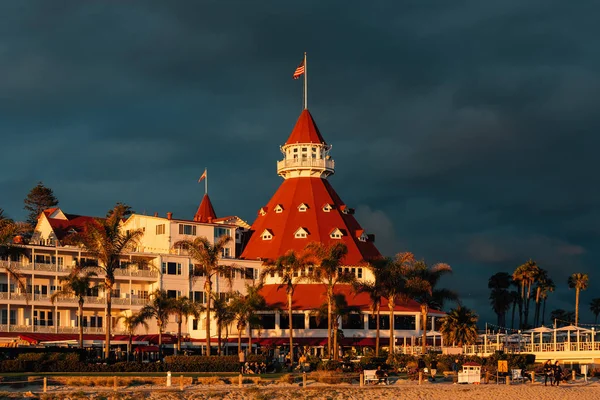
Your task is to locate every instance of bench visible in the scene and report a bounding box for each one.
[364,370,387,385]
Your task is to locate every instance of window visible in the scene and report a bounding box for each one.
[244,268,255,280]
[357,268,363,279]
[274,204,284,213]
[179,224,197,236]
[190,291,206,303]
[162,263,166,274]
[358,232,368,242]
[309,316,328,329]
[164,262,181,275]
[261,229,273,240]
[297,203,308,212]
[259,207,267,216]
[280,314,305,329]
[294,228,309,239]
[257,314,276,329]
[156,224,165,235]
[167,290,178,299]
[330,228,344,239]
[218,292,231,301]
[342,313,364,330]
[368,315,390,330]
[192,319,198,330]
[394,315,416,330]
[322,204,333,212]
[221,248,231,258]
[214,227,231,239]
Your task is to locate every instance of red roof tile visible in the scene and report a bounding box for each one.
[259,284,424,313]
[47,215,99,241]
[193,194,217,223]
[240,177,380,265]
[284,110,327,145]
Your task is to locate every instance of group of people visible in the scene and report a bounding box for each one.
[543,360,564,386]
[417,357,438,381]
[238,350,267,374]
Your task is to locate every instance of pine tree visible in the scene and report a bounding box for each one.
[23,182,59,227]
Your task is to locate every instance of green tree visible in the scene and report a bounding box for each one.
[173,235,235,356]
[261,250,309,362]
[23,182,59,228]
[230,284,267,354]
[170,296,203,355]
[117,313,148,361]
[380,253,413,354]
[304,242,355,360]
[512,260,540,328]
[139,290,174,359]
[0,211,29,299]
[439,305,478,346]
[404,259,456,354]
[50,266,97,348]
[488,272,513,327]
[353,261,386,356]
[212,294,234,356]
[75,203,143,359]
[568,273,589,326]
[590,298,600,324]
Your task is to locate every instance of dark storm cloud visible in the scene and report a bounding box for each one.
[1,0,598,324]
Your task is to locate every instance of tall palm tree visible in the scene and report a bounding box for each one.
[488,272,512,327]
[75,203,143,359]
[170,296,203,355]
[139,289,174,359]
[260,250,309,363]
[539,278,555,326]
[212,294,233,356]
[439,305,478,346]
[303,242,355,360]
[117,313,148,361]
[532,268,551,326]
[590,298,600,324]
[50,267,97,348]
[512,260,540,328]
[353,261,385,356]
[404,259,456,354]
[568,273,589,326]
[509,289,521,330]
[173,235,233,356]
[380,253,413,354]
[230,284,267,354]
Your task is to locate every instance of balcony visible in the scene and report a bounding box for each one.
[276,158,335,173]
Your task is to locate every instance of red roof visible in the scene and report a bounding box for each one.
[259,284,424,312]
[193,194,217,223]
[240,177,381,265]
[284,110,327,145]
[47,215,99,241]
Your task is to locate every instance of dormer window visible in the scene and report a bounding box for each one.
[259,207,267,216]
[330,228,344,239]
[294,227,309,239]
[357,232,368,242]
[298,203,309,212]
[322,204,333,212]
[261,229,273,241]
[274,204,284,214]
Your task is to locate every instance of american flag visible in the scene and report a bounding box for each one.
[293,60,305,79]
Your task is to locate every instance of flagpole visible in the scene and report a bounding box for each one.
[303,52,308,110]
[204,168,208,195]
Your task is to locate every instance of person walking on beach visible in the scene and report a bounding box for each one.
[238,349,246,373]
[553,361,562,386]
[543,360,553,386]
[430,358,438,381]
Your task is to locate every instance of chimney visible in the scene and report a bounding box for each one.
[167,212,173,220]
[153,212,158,217]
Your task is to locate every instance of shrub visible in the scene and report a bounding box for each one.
[164,355,265,372]
[196,376,223,385]
[278,374,294,384]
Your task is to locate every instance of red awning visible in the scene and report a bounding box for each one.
[134,345,160,353]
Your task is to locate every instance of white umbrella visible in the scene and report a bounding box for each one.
[556,325,592,333]
[524,326,553,333]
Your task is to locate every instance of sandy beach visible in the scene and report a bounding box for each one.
[4,379,597,400]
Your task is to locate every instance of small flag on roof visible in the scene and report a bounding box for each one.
[293,59,305,79]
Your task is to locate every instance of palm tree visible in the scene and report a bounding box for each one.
[75,203,143,359]
[303,242,355,360]
[439,305,478,346]
[404,259,456,354]
[260,250,309,363]
[353,261,385,356]
[173,235,233,356]
[532,268,551,326]
[512,260,540,328]
[117,313,148,361]
[590,298,600,324]
[380,253,413,354]
[0,212,29,299]
[550,309,575,327]
[488,272,513,327]
[509,289,521,330]
[50,267,97,348]
[212,294,233,356]
[568,273,589,326]
[139,289,174,359]
[230,284,267,354]
[170,296,203,355]
[539,278,555,326]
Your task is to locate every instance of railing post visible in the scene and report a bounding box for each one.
[238,373,243,388]
[418,371,423,385]
[572,370,576,381]
[43,377,47,393]
[303,372,307,388]
[506,375,510,385]
[531,371,535,384]
[180,375,183,391]
[113,376,117,391]
[360,372,364,387]
[166,371,172,387]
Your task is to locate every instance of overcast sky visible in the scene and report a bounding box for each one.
[1,1,598,326]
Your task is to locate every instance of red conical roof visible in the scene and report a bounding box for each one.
[193,194,217,223]
[284,110,327,145]
[240,177,380,265]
